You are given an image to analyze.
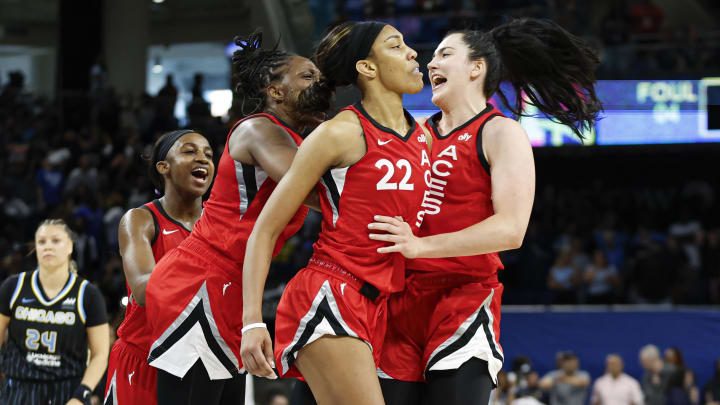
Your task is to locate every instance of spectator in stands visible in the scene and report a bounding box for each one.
[490,370,516,405]
[704,359,720,405]
[665,367,695,405]
[629,0,664,35]
[187,73,212,129]
[627,236,685,304]
[639,344,668,405]
[540,352,590,405]
[590,354,644,405]
[583,250,620,304]
[664,347,685,375]
[515,370,545,402]
[548,248,581,304]
[683,369,700,405]
[65,154,100,194]
[35,157,65,213]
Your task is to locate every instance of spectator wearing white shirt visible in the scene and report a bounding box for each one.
[592,354,644,405]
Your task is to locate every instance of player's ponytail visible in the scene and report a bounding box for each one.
[232,28,293,116]
[458,18,602,138]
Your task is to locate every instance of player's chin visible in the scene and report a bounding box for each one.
[402,75,425,95]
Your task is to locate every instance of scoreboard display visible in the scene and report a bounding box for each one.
[404,79,720,147]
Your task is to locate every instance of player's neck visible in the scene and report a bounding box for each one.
[265,106,302,133]
[437,96,487,136]
[37,265,70,292]
[158,192,202,227]
[360,89,408,134]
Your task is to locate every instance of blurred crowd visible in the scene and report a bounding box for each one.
[309,0,720,78]
[492,346,720,405]
[0,70,231,325]
[501,178,720,306]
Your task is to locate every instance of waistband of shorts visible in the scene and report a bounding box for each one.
[405,269,498,290]
[179,237,241,273]
[307,255,383,302]
[114,338,150,360]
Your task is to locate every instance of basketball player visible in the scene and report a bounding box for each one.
[144,29,326,405]
[367,19,602,404]
[241,22,430,405]
[0,219,109,405]
[103,129,215,405]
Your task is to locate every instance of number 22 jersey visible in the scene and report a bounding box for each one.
[311,103,431,294]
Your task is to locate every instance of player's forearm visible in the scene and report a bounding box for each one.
[242,227,280,325]
[127,272,151,307]
[80,351,109,389]
[415,213,526,258]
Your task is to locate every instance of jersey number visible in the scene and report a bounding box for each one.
[375,159,414,191]
[25,329,57,353]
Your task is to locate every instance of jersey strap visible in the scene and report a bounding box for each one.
[9,272,26,308]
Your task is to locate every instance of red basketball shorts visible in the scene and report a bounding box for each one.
[145,237,244,380]
[377,271,504,385]
[274,257,388,378]
[104,339,156,405]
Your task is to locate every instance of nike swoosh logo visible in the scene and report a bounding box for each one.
[377,139,392,145]
[21,298,35,304]
[162,229,179,235]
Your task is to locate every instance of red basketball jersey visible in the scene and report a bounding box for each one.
[312,103,431,293]
[117,199,191,353]
[407,105,505,277]
[191,113,309,263]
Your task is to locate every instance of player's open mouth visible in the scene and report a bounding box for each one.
[431,74,447,90]
[191,167,209,183]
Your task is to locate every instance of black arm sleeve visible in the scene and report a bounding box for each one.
[0,275,20,316]
[82,282,108,327]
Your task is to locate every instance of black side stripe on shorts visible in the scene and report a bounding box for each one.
[147,299,240,377]
[284,296,349,370]
[425,300,503,374]
[103,370,118,405]
[280,280,359,373]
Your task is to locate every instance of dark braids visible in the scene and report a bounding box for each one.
[455,18,602,139]
[232,29,293,116]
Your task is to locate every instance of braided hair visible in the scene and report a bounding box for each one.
[232,29,293,116]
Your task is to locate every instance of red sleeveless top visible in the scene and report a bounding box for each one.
[312,103,431,293]
[407,105,505,277]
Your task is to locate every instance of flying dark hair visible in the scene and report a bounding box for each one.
[453,18,601,138]
[147,129,196,191]
[232,28,293,116]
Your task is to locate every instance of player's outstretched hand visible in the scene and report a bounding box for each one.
[368,215,422,258]
[240,327,277,379]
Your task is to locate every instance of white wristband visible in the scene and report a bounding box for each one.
[241,322,267,335]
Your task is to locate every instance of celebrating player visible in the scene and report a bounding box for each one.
[104,129,215,405]
[144,29,325,405]
[0,219,109,405]
[369,18,602,404]
[241,21,430,405]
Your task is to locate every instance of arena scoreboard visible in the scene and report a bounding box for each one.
[405,78,720,147]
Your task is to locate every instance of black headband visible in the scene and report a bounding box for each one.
[157,130,195,161]
[346,21,387,83]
